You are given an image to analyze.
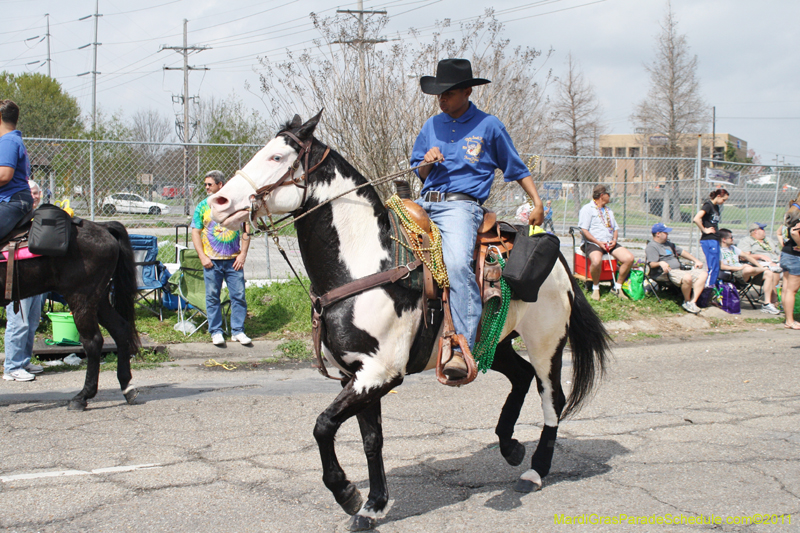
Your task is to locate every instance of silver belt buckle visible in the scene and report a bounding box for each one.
[427,191,441,202]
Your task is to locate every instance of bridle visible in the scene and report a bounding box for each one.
[234,131,330,233]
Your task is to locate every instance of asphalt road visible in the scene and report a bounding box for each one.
[1,328,798,532]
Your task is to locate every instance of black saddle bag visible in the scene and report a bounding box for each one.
[28,204,72,256]
[502,230,561,302]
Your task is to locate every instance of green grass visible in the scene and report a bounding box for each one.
[0,277,311,360]
[277,339,311,359]
[626,332,662,340]
[744,317,783,324]
[583,286,683,322]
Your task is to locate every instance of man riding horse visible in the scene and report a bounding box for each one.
[411,58,544,381]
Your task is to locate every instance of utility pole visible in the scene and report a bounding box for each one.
[161,19,209,215]
[336,1,387,137]
[45,13,51,77]
[78,0,102,220]
[711,106,716,161]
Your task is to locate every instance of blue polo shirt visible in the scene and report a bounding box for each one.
[410,102,530,204]
[0,130,30,202]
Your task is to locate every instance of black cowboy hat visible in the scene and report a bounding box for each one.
[420,58,491,95]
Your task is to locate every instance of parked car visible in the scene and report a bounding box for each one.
[101,193,172,215]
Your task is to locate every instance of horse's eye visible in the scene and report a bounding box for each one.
[272,155,282,162]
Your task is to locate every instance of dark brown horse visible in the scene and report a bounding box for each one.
[1,220,140,410]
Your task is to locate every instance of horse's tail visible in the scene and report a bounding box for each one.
[560,253,610,419]
[104,222,141,351]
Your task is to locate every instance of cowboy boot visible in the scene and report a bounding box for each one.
[443,349,468,381]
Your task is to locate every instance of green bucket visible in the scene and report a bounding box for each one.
[47,312,80,344]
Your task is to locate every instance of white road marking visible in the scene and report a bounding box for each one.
[1,463,162,483]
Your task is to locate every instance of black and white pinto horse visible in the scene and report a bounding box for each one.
[0,220,140,410]
[210,112,609,530]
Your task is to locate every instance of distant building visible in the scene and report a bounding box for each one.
[599,133,747,161]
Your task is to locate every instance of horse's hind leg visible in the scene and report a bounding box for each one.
[68,305,104,411]
[97,297,138,405]
[515,326,568,493]
[313,374,402,529]
[490,336,535,466]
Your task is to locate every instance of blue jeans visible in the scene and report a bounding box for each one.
[416,199,485,349]
[4,294,43,373]
[203,259,247,336]
[0,190,34,240]
[701,239,721,286]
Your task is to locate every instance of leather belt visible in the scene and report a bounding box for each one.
[423,191,477,203]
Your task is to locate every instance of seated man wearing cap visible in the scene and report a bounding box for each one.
[645,223,707,314]
[738,222,782,272]
[718,228,780,314]
[578,184,635,301]
[411,58,544,381]
[735,223,783,313]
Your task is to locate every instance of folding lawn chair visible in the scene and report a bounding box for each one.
[166,247,230,336]
[130,234,168,321]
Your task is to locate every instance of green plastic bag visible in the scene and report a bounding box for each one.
[622,269,646,301]
[776,287,800,314]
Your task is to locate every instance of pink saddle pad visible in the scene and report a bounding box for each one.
[0,246,41,263]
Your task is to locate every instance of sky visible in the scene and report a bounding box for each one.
[3,0,799,164]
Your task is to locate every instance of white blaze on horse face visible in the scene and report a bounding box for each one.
[209,136,304,228]
[312,170,389,279]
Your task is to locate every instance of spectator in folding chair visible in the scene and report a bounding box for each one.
[579,184,635,301]
[737,222,783,312]
[192,170,251,347]
[645,223,707,314]
[718,228,778,314]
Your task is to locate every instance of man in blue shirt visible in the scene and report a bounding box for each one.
[0,100,34,241]
[411,58,543,381]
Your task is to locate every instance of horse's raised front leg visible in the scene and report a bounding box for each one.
[348,399,391,531]
[97,297,138,405]
[68,309,104,411]
[490,337,535,466]
[313,373,402,529]
[515,329,568,493]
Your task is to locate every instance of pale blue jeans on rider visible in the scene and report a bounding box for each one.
[203,259,247,337]
[4,294,43,373]
[416,198,485,349]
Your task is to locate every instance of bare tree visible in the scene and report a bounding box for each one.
[631,1,709,221]
[550,53,603,157]
[257,9,552,200]
[130,108,175,194]
[548,53,605,211]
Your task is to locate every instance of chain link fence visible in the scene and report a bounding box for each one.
[25,138,800,278]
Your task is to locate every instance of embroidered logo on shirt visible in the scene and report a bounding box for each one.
[463,136,484,164]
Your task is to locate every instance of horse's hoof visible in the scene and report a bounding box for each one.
[68,400,87,411]
[124,388,139,405]
[338,485,363,516]
[514,478,542,493]
[347,514,376,531]
[502,440,526,466]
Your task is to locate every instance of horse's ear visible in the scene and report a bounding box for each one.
[290,114,303,129]
[296,109,324,141]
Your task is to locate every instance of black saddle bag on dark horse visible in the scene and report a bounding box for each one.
[28,204,73,257]
[502,230,561,302]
